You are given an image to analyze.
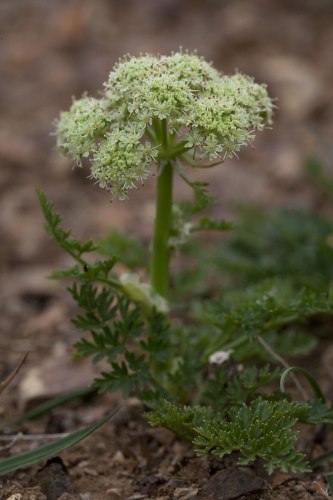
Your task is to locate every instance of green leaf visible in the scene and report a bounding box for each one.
[203,279,332,362]
[302,399,333,425]
[280,367,326,403]
[193,397,310,473]
[192,216,234,233]
[98,229,147,270]
[49,265,82,280]
[215,208,333,289]
[37,190,97,266]
[178,174,214,215]
[148,397,310,473]
[312,450,333,468]
[8,386,96,428]
[0,408,118,476]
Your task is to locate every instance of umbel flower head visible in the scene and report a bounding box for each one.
[56,52,273,199]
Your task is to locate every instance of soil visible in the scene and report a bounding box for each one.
[1,0,333,498]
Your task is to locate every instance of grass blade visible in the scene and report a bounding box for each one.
[9,386,96,427]
[280,367,326,403]
[0,407,118,476]
[312,450,333,468]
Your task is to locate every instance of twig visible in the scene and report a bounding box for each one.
[0,431,71,452]
[0,433,21,452]
[0,432,70,442]
[0,352,29,396]
[256,335,309,400]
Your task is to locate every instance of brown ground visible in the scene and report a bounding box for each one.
[1,0,333,498]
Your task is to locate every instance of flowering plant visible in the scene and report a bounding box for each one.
[56,52,272,297]
[39,52,333,474]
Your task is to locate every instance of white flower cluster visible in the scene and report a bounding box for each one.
[56,52,273,199]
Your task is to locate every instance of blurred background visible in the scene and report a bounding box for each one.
[1,0,333,385]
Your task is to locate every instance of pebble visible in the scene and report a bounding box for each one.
[79,494,92,500]
[36,457,74,500]
[112,450,126,464]
[200,467,266,500]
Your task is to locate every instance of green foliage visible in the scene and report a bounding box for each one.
[178,178,215,216]
[147,397,310,474]
[194,397,310,474]
[214,209,333,288]
[199,365,282,413]
[146,399,215,441]
[200,280,333,362]
[36,46,333,478]
[38,190,97,266]
[0,410,118,476]
[192,215,234,233]
[98,228,147,270]
[303,400,333,425]
[39,188,333,472]
[169,177,234,251]
[39,167,333,475]
[38,189,172,398]
[72,283,172,397]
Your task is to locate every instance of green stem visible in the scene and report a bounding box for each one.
[152,117,162,142]
[150,160,173,297]
[145,126,157,142]
[160,118,168,149]
[158,140,190,160]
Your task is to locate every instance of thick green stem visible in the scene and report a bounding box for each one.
[150,161,173,298]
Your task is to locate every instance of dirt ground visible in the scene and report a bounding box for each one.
[1,0,333,498]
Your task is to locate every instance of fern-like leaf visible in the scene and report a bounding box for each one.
[194,397,310,473]
[147,397,310,473]
[37,190,97,265]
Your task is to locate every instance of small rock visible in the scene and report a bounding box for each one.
[83,467,98,477]
[77,460,90,468]
[200,467,266,500]
[112,450,126,464]
[79,494,92,500]
[37,457,74,500]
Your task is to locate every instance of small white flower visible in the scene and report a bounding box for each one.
[209,350,233,365]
